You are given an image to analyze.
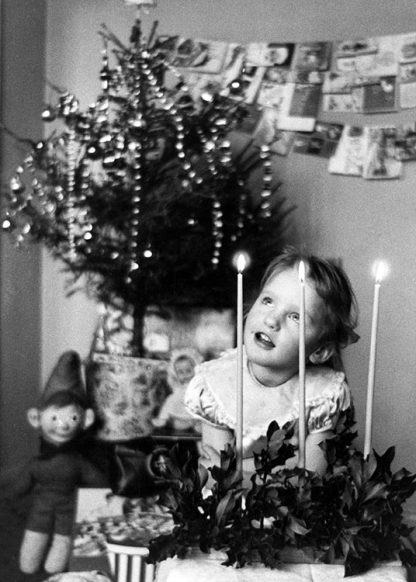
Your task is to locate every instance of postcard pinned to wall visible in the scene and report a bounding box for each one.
[357,75,397,114]
[292,41,332,71]
[393,123,416,161]
[335,37,379,59]
[278,83,319,132]
[228,65,266,104]
[293,121,343,158]
[246,42,295,68]
[257,77,288,109]
[154,35,228,74]
[398,62,416,109]
[185,43,246,103]
[362,126,402,180]
[322,93,362,113]
[396,32,416,63]
[328,125,369,177]
[399,84,416,109]
[253,107,295,156]
[335,35,399,78]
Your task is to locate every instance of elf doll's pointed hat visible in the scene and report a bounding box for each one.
[41,350,87,407]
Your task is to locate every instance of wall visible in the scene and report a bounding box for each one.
[0,0,46,480]
[41,0,416,509]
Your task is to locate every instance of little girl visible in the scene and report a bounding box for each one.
[184,246,359,480]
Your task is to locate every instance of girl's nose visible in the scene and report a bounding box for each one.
[264,310,281,330]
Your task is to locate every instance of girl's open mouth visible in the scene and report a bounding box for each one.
[254,332,275,348]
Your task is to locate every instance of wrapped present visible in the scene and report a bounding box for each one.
[106,543,155,582]
[105,511,173,582]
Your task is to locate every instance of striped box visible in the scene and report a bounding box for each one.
[106,542,156,582]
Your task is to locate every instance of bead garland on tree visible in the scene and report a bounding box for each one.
[2,19,293,355]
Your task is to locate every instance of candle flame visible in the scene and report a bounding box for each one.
[373,260,389,284]
[237,254,247,273]
[233,252,250,273]
[298,260,306,283]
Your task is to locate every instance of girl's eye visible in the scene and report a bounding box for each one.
[289,312,300,323]
[261,296,273,306]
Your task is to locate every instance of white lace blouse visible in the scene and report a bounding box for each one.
[185,348,351,456]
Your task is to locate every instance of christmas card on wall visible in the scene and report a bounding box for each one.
[154,35,228,74]
[322,93,362,113]
[174,38,229,73]
[253,107,295,156]
[246,41,295,67]
[362,126,402,180]
[220,43,246,90]
[293,121,343,158]
[358,76,398,114]
[288,83,322,117]
[292,41,332,71]
[396,32,416,63]
[228,65,265,103]
[278,83,321,132]
[328,125,370,176]
[399,80,416,109]
[335,34,399,77]
[322,71,354,94]
[335,37,379,58]
[399,61,416,84]
[394,123,416,160]
[257,76,288,109]
[399,62,416,109]
[289,69,324,85]
[185,43,246,103]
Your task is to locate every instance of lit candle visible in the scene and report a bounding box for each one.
[364,261,388,459]
[236,253,247,479]
[298,260,306,469]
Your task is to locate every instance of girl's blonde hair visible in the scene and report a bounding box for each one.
[261,245,359,352]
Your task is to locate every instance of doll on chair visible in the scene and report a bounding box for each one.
[15,351,108,575]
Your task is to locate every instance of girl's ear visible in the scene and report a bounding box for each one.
[309,343,335,365]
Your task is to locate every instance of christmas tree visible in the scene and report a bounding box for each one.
[2,19,293,355]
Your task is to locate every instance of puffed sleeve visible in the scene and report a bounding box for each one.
[307,378,351,434]
[185,373,233,427]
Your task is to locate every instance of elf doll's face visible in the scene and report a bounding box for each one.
[28,402,95,445]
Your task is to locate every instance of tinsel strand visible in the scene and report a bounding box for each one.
[259,144,273,219]
[66,129,78,262]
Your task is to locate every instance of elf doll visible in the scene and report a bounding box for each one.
[15,350,108,575]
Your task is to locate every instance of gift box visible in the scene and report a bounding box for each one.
[104,510,173,582]
[106,542,155,582]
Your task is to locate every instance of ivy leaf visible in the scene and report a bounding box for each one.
[215,490,240,526]
[363,481,387,502]
[287,516,310,536]
[363,454,378,481]
[349,454,363,489]
[267,420,281,442]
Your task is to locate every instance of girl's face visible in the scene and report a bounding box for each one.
[244,265,328,386]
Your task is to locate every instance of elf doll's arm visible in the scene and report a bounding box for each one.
[9,459,36,498]
[80,455,109,488]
